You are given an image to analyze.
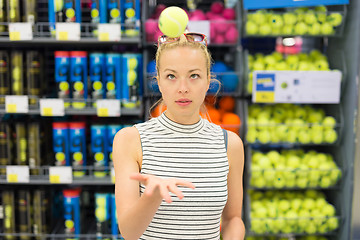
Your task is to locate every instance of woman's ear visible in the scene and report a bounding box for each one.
[156,76,162,93]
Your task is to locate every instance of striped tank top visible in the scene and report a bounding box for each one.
[134,112,229,240]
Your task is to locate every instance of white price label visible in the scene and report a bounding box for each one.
[188,21,211,44]
[111,167,115,184]
[6,166,30,183]
[252,71,342,104]
[98,23,121,41]
[96,99,121,117]
[49,166,73,184]
[9,23,33,41]
[56,23,81,41]
[40,99,65,116]
[5,95,29,113]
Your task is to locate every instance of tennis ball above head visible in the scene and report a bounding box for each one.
[158,6,189,38]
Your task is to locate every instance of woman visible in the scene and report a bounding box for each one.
[113,32,245,240]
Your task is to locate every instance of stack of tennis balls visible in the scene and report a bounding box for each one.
[250,149,342,189]
[246,103,338,144]
[249,190,339,234]
[246,50,337,94]
[202,96,241,134]
[245,5,343,36]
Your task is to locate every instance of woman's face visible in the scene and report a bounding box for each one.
[158,46,209,123]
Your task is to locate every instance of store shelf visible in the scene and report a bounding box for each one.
[0,98,143,116]
[0,22,141,46]
[0,166,115,185]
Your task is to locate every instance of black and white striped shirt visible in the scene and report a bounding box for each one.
[134,112,229,240]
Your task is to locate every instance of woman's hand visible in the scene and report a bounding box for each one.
[130,173,195,203]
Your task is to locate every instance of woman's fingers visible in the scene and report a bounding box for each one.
[175,179,196,189]
[167,184,184,200]
[159,185,172,203]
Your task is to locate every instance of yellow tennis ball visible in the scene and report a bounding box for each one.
[158,6,189,38]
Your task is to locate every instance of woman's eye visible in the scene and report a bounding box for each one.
[190,74,200,79]
[167,74,175,80]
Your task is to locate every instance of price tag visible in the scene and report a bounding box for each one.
[252,71,342,103]
[96,99,121,117]
[6,166,30,183]
[49,166,73,184]
[98,23,121,41]
[56,23,81,41]
[111,167,115,184]
[5,95,29,113]
[188,20,211,44]
[9,23,33,41]
[40,99,65,116]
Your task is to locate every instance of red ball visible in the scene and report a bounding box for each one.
[214,34,225,44]
[211,1,224,14]
[225,26,238,43]
[189,9,207,21]
[223,8,236,20]
[145,20,158,35]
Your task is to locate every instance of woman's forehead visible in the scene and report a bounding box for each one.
[159,47,207,69]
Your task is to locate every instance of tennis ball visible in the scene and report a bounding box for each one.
[158,7,189,38]
[322,116,336,129]
[283,12,297,25]
[223,8,236,20]
[324,129,337,143]
[127,70,137,85]
[54,0,64,12]
[327,13,343,27]
[259,23,272,35]
[308,22,321,35]
[294,22,308,35]
[304,11,317,25]
[269,14,283,28]
[315,59,330,70]
[317,12,327,23]
[252,11,266,25]
[225,26,238,43]
[258,130,271,144]
[127,58,138,69]
[321,22,334,35]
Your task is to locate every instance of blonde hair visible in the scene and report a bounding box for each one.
[150,34,221,119]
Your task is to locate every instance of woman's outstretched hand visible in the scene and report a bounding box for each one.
[130,173,195,203]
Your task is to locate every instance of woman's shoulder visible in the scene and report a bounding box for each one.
[113,126,140,145]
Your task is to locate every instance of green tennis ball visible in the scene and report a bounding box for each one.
[246,21,258,35]
[283,12,297,25]
[321,22,334,35]
[252,10,266,25]
[158,6,189,38]
[304,11,317,25]
[315,5,328,13]
[127,70,137,85]
[269,14,283,28]
[54,0,64,12]
[127,58,138,69]
[322,116,336,129]
[294,22,308,35]
[324,129,337,143]
[12,67,21,81]
[95,208,106,222]
[282,25,294,35]
[258,23,272,35]
[327,13,343,27]
[308,22,321,35]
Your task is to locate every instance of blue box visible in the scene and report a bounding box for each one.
[54,51,71,108]
[105,53,122,100]
[121,0,141,37]
[69,122,87,177]
[63,188,81,238]
[107,125,122,164]
[121,53,143,108]
[91,0,108,36]
[108,0,121,23]
[91,125,108,178]
[70,51,88,109]
[243,0,349,10]
[48,0,82,36]
[89,53,106,106]
[52,122,70,166]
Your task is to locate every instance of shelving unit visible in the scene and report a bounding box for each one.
[1,0,359,239]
